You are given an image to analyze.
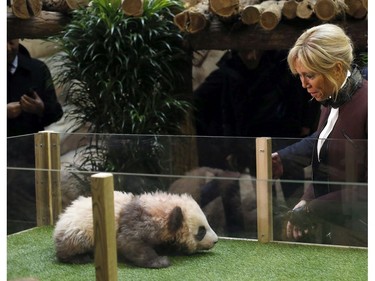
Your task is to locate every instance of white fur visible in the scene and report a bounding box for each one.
[53,191,218,267]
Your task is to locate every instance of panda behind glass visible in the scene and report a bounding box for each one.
[53,191,218,268]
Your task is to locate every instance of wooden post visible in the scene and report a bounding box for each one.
[91,173,118,281]
[34,131,62,226]
[256,137,273,243]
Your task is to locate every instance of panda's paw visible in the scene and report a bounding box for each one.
[146,256,171,268]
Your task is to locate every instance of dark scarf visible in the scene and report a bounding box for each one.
[320,66,363,109]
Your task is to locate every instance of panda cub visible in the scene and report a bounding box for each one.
[53,191,218,268]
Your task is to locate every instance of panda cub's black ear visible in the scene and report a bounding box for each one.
[168,206,183,233]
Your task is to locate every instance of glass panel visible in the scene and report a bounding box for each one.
[7,134,37,234]
[7,133,367,248]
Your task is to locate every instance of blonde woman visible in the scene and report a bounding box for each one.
[272,23,367,246]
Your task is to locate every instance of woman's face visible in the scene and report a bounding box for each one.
[294,58,334,102]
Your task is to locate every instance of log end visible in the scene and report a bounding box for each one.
[296,2,314,19]
[12,0,42,19]
[122,0,144,17]
[174,10,189,32]
[241,6,260,25]
[314,0,336,21]
[260,11,280,31]
[188,12,208,34]
[282,1,297,20]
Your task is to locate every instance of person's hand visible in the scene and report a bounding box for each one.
[7,102,22,119]
[20,91,45,117]
[272,152,283,179]
[286,200,312,240]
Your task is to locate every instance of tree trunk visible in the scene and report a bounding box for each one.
[259,1,285,31]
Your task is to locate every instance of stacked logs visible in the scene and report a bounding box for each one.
[7,0,367,38]
[174,0,368,33]
[8,0,146,19]
[10,0,89,19]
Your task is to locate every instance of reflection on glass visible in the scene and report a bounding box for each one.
[7,133,367,248]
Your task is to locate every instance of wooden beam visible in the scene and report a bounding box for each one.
[7,11,69,39]
[186,17,368,51]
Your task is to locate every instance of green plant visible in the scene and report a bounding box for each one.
[52,0,189,134]
[50,0,191,191]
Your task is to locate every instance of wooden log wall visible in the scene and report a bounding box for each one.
[177,0,368,51]
[175,0,367,33]
[186,16,367,51]
[7,0,367,53]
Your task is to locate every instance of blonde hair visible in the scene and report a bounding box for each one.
[287,23,354,98]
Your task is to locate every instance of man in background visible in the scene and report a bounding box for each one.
[7,38,63,233]
[194,49,321,209]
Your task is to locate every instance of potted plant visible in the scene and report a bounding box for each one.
[50,0,192,192]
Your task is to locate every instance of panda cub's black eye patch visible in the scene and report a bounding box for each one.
[195,226,206,241]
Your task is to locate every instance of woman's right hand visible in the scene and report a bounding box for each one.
[286,200,309,240]
[271,152,283,179]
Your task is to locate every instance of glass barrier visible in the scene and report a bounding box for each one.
[7,133,367,248]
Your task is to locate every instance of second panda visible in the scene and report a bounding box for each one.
[53,191,218,268]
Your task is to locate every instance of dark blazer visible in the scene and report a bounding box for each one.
[7,52,63,137]
[278,68,367,230]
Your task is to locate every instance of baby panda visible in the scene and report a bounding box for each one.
[53,191,218,268]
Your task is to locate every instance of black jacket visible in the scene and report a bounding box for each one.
[194,50,320,138]
[7,51,63,136]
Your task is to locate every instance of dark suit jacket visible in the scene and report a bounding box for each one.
[7,52,63,137]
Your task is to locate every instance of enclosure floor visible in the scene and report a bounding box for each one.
[7,226,367,281]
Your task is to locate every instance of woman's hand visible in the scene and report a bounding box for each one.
[272,152,283,179]
[286,200,310,240]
